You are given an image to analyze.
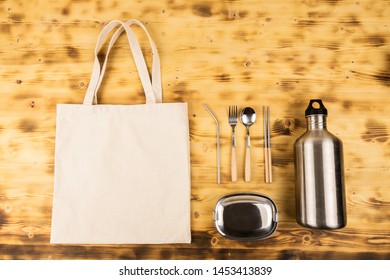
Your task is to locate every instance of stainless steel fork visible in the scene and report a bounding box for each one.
[228,105,238,182]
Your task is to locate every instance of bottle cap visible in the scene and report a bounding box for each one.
[305,99,328,116]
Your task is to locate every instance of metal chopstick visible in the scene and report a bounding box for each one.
[263,106,272,183]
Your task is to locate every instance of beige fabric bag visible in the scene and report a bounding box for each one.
[50,20,191,244]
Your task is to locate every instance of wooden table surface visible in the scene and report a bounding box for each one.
[0,0,389,260]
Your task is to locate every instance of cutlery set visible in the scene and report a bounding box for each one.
[204,104,273,184]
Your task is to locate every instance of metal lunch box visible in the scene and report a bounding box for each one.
[213,193,278,241]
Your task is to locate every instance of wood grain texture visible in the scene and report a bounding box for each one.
[0,0,390,259]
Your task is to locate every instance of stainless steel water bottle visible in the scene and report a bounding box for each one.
[294,99,346,229]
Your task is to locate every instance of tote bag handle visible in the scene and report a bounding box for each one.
[83,20,161,105]
[94,20,162,104]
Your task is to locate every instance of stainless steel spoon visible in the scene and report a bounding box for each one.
[241,107,256,182]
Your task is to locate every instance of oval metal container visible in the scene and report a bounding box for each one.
[213,193,278,241]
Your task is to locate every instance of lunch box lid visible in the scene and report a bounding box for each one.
[213,192,278,241]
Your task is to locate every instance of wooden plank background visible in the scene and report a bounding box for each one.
[0,0,389,259]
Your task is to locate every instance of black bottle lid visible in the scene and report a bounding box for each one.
[305,99,328,116]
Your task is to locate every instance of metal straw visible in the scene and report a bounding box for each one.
[263,106,272,183]
[203,104,221,184]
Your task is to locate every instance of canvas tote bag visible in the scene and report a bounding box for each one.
[50,20,191,244]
